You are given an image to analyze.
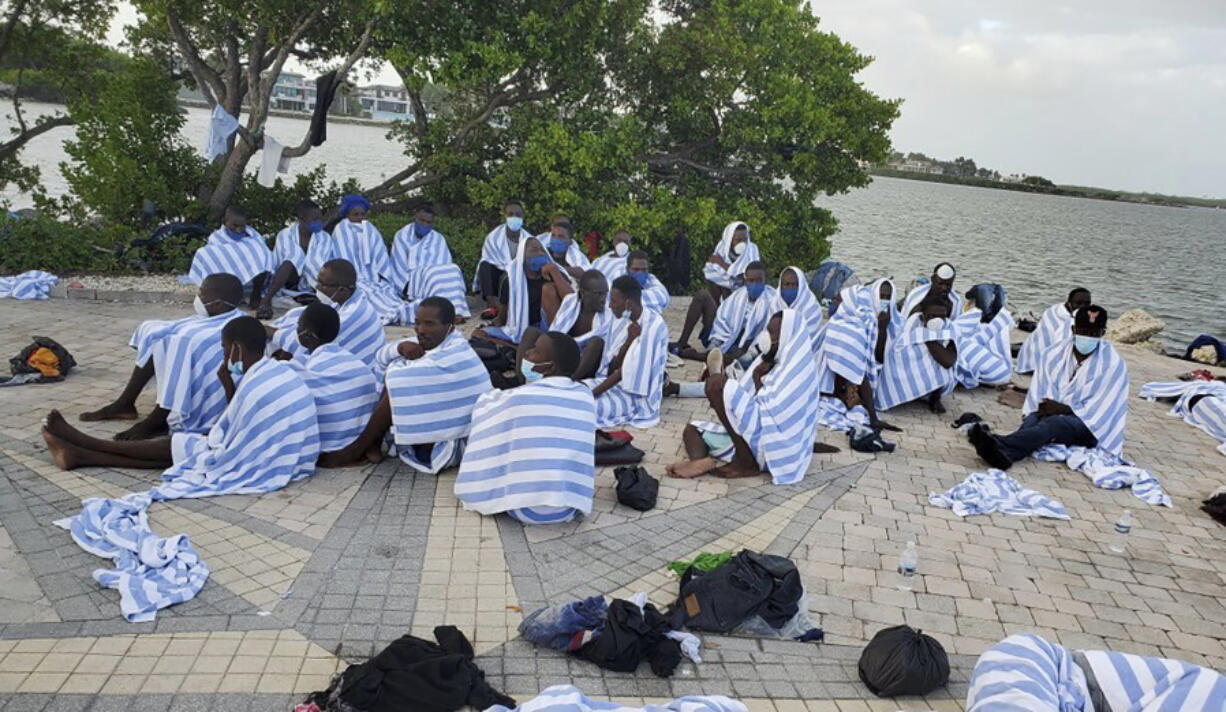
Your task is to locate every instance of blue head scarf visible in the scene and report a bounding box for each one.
[338,194,371,221]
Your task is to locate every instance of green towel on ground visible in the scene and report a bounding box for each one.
[666,550,734,576]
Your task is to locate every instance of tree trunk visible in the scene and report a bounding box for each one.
[206,140,256,220]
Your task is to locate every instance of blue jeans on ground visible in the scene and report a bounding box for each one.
[998,413,1097,462]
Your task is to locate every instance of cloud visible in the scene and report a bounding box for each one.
[814,0,1226,195]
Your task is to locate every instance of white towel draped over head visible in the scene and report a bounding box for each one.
[502,236,559,343]
[455,377,596,517]
[720,308,821,484]
[1140,380,1226,456]
[899,279,963,318]
[131,310,242,434]
[270,292,385,367]
[952,307,1016,388]
[155,358,320,500]
[875,312,957,411]
[771,265,824,354]
[483,684,748,712]
[289,343,379,453]
[0,270,58,300]
[1025,338,1129,456]
[707,284,778,352]
[271,222,328,292]
[814,279,897,393]
[1016,302,1072,374]
[384,331,492,473]
[583,308,670,428]
[388,225,470,318]
[186,228,274,286]
[702,220,760,289]
[548,292,613,346]
[472,223,520,290]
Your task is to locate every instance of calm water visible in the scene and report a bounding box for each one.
[6,103,1221,349]
[822,176,1225,350]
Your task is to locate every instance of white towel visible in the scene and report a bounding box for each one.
[485,685,747,712]
[257,135,290,187]
[204,104,239,161]
[929,469,1070,519]
[582,308,669,428]
[702,221,760,289]
[0,270,58,299]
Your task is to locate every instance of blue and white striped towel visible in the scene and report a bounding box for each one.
[929,469,1070,519]
[132,310,241,434]
[485,685,747,712]
[1140,380,1226,456]
[875,312,957,411]
[1034,445,1172,507]
[583,307,669,428]
[389,225,470,319]
[702,221,759,290]
[707,283,778,353]
[1025,337,1129,457]
[291,343,379,453]
[270,291,385,367]
[184,227,274,286]
[0,270,57,299]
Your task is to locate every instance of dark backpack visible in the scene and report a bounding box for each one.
[10,336,76,381]
[669,550,803,633]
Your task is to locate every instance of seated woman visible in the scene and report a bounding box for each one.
[41,317,321,499]
[670,221,759,355]
[875,297,958,414]
[667,310,821,484]
[454,332,596,524]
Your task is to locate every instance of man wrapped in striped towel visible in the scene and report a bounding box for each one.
[875,297,959,414]
[671,221,759,354]
[669,309,821,483]
[473,200,529,312]
[80,273,245,441]
[256,199,328,318]
[967,633,1225,711]
[624,249,671,314]
[813,278,900,432]
[899,261,963,317]
[590,229,634,282]
[388,203,471,324]
[455,332,596,524]
[319,298,493,472]
[183,205,274,307]
[472,236,574,347]
[583,274,670,428]
[1139,378,1226,456]
[317,194,410,324]
[1016,287,1091,374]
[951,296,1016,389]
[538,215,592,281]
[771,266,824,355]
[268,258,385,367]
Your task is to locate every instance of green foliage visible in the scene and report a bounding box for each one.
[0,214,123,273]
[58,57,207,227]
[232,168,360,237]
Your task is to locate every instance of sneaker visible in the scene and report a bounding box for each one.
[706,348,724,377]
[969,424,1013,470]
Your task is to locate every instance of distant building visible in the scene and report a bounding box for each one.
[356,85,411,121]
[271,72,315,113]
[1002,173,1025,184]
[896,159,942,175]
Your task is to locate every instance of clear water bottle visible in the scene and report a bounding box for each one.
[1109,510,1133,554]
[897,540,918,591]
[676,660,697,678]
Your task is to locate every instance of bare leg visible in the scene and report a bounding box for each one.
[46,410,173,460]
[666,425,721,478]
[540,282,562,325]
[574,337,604,380]
[859,380,901,431]
[704,375,764,479]
[114,406,170,441]
[80,363,153,421]
[318,391,393,467]
[927,389,946,414]
[674,290,715,347]
[42,429,171,471]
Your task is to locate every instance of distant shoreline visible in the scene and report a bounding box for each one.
[868,168,1226,210]
[175,99,395,130]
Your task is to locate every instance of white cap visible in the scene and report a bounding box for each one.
[935,263,956,280]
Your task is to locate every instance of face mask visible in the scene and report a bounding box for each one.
[520,358,543,382]
[753,329,773,357]
[1073,335,1101,355]
[731,241,745,257]
[926,317,946,333]
[526,255,549,274]
[227,345,245,378]
[225,228,246,240]
[878,301,891,314]
[614,242,629,257]
[780,287,799,305]
[193,295,210,317]
[316,288,337,307]
[630,271,649,288]
[548,238,569,255]
[306,220,324,233]
[506,216,523,232]
[745,282,765,301]
[414,222,431,238]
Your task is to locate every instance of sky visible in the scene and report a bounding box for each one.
[812,0,1226,196]
[109,2,1226,197]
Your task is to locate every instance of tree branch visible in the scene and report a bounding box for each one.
[0,113,73,161]
[166,6,225,104]
[406,86,428,138]
[0,0,30,62]
[280,19,375,159]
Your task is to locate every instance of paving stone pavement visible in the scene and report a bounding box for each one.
[0,295,1223,711]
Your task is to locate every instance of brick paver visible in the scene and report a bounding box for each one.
[0,295,1223,710]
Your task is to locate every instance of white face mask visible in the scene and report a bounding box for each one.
[614,242,629,257]
[731,241,746,257]
[753,329,773,356]
[315,288,337,307]
[926,317,946,333]
[193,295,210,317]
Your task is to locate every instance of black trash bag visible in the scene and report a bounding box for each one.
[614,466,658,511]
[857,625,950,697]
[577,598,679,677]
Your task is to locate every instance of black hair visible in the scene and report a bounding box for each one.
[224,204,249,220]
[294,199,320,217]
[626,249,649,264]
[200,272,243,306]
[552,214,572,225]
[1068,287,1091,302]
[745,260,767,275]
[553,222,574,238]
[611,274,642,302]
[419,295,455,325]
[919,293,951,315]
[1074,304,1109,330]
[321,258,357,286]
[222,316,267,355]
[301,302,340,344]
[545,331,581,379]
[416,202,435,216]
[579,269,608,291]
[503,200,523,211]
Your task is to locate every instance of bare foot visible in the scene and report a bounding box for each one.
[79,403,138,422]
[44,410,91,447]
[114,418,168,441]
[40,428,80,470]
[364,443,385,464]
[667,459,715,479]
[317,451,357,468]
[711,462,764,479]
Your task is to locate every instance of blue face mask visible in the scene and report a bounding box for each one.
[414,222,431,238]
[506,216,523,232]
[1073,335,1101,355]
[520,358,543,382]
[225,228,246,240]
[526,255,549,274]
[745,282,765,301]
[227,346,245,380]
[630,271,649,288]
[306,220,324,233]
[780,287,799,305]
[548,238,568,255]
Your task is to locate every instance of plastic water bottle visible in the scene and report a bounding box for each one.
[897,541,918,591]
[1109,510,1133,554]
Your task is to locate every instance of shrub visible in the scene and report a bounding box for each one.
[0,214,123,274]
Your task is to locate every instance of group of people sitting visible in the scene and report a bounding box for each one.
[39,197,1160,527]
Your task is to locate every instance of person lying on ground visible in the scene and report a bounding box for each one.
[1139,376,1226,456]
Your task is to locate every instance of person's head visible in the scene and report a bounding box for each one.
[878,280,894,302]
[744,260,767,301]
[612,230,632,257]
[221,316,267,374]
[920,298,950,326]
[626,249,651,289]
[524,331,580,380]
[578,270,609,313]
[297,302,340,353]
[779,267,800,306]
[1066,287,1091,312]
[503,201,524,232]
[551,214,572,228]
[730,223,749,256]
[338,194,370,223]
[223,205,249,236]
[414,203,435,236]
[548,222,574,258]
[317,259,357,306]
[198,273,243,316]
[295,199,323,233]
[610,274,643,318]
[415,296,456,350]
[930,262,956,299]
[522,237,549,278]
[1072,304,1109,356]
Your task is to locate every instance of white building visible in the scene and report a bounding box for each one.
[271,72,315,113]
[356,85,411,121]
